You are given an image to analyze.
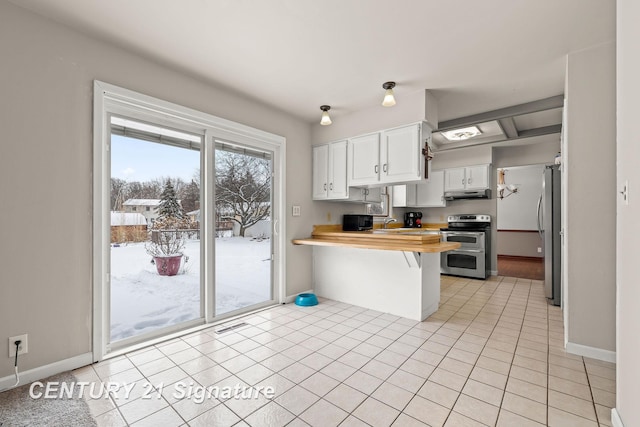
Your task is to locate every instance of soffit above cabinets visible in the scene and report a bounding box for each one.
[432,95,563,151]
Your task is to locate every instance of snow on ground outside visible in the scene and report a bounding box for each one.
[110,237,271,341]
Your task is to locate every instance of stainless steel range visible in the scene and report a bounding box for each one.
[440,214,491,279]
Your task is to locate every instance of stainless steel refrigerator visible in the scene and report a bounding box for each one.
[537,164,562,306]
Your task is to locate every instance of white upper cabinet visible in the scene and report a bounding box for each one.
[348,122,428,187]
[392,168,446,208]
[380,123,422,183]
[444,167,467,191]
[312,140,349,200]
[444,164,490,192]
[346,187,382,203]
[414,169,446,207]
[348,132,380,186]
[465,164,490,190]
[312,144,329,199]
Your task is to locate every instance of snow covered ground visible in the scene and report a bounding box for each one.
[110,237,271,341]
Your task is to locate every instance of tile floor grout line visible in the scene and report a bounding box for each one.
[421,276,524,426]
[84,275,613,426]
[274,276,499,426]
[434,277,510,426]
[484,279,536,426]
[258,277,513,426]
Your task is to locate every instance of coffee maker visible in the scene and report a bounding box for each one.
[404,211,423,228]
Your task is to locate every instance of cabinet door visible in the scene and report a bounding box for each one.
[328,140,348,198]
[349,133,380,186]
[415,170,446,207]
[465,164,489,190]
[312,144,329,199]
[380,124,421,183]
[364,187,382,203]
[444,167,466,191]
[392,185,408,207]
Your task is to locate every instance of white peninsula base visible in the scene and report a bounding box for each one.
[312,246,441,321]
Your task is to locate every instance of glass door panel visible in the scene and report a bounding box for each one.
[214,143,273,315]
[109,117,202,343]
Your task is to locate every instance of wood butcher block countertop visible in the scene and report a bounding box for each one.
[292,224,460,253]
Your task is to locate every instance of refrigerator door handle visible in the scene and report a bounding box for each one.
[536,193,543,238]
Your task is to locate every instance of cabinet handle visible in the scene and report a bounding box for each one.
[383,164,388,173]
[324,183,327,191]
[468,178,472,184]
[375,165,379,174]
[329,183,333,190]
[462,178,464,185]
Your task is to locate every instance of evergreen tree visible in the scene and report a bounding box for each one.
[157,180,184,220]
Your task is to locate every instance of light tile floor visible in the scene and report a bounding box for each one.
[73,275,616,426]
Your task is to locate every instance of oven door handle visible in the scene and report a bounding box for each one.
[448,249,483,254]
[442,231,483,236]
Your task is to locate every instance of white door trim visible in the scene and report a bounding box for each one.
[93,80,286,361]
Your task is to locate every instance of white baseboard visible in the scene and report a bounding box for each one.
[566,341,616,363]
[0,352,93,393]
[490,270,498,276]
[284,289,314,304]
[611,408,625,427]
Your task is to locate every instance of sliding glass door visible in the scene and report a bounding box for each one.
[95,82,284,357]
[214,142,273,315]
[109,117,203,345]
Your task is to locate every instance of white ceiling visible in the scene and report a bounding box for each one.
[10,0,615,124]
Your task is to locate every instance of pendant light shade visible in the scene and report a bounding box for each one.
[320,105,332,126]
[382,82,396,107]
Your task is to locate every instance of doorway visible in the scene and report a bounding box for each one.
[496,164,545,280]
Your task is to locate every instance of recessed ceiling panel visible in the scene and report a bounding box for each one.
[512,108,563,131]
[432,120,505,149]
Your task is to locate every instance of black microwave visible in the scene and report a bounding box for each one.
[342,214,373,231]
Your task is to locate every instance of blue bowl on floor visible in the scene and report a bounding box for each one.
[295,293,318,307]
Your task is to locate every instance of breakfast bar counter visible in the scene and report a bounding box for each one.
[292,225,460,321]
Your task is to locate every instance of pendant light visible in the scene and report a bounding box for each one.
[382,82,396,107]
[320,105,332,126]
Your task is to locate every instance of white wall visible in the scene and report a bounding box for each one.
[492,135,560,168]
[564,41,616,356]
[0,1,312,378]
[616,0,640,424]
[497,232,542,258]
[496,164,546,231]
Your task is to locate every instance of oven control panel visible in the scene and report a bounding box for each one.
[447,214,491,223]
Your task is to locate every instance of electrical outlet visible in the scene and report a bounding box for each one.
[9,334,28,357]
[292,205,301,217]
[537,247,542,253]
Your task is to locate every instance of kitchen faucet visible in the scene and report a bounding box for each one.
[383,218,397,229]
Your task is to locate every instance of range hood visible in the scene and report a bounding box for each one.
[444,189,491,200]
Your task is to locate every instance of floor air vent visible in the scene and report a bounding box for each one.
[215,322,248,334]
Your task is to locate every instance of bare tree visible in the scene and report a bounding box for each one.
[110,178,128,211]
[179,179,200,214]
[215,151,271,237]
